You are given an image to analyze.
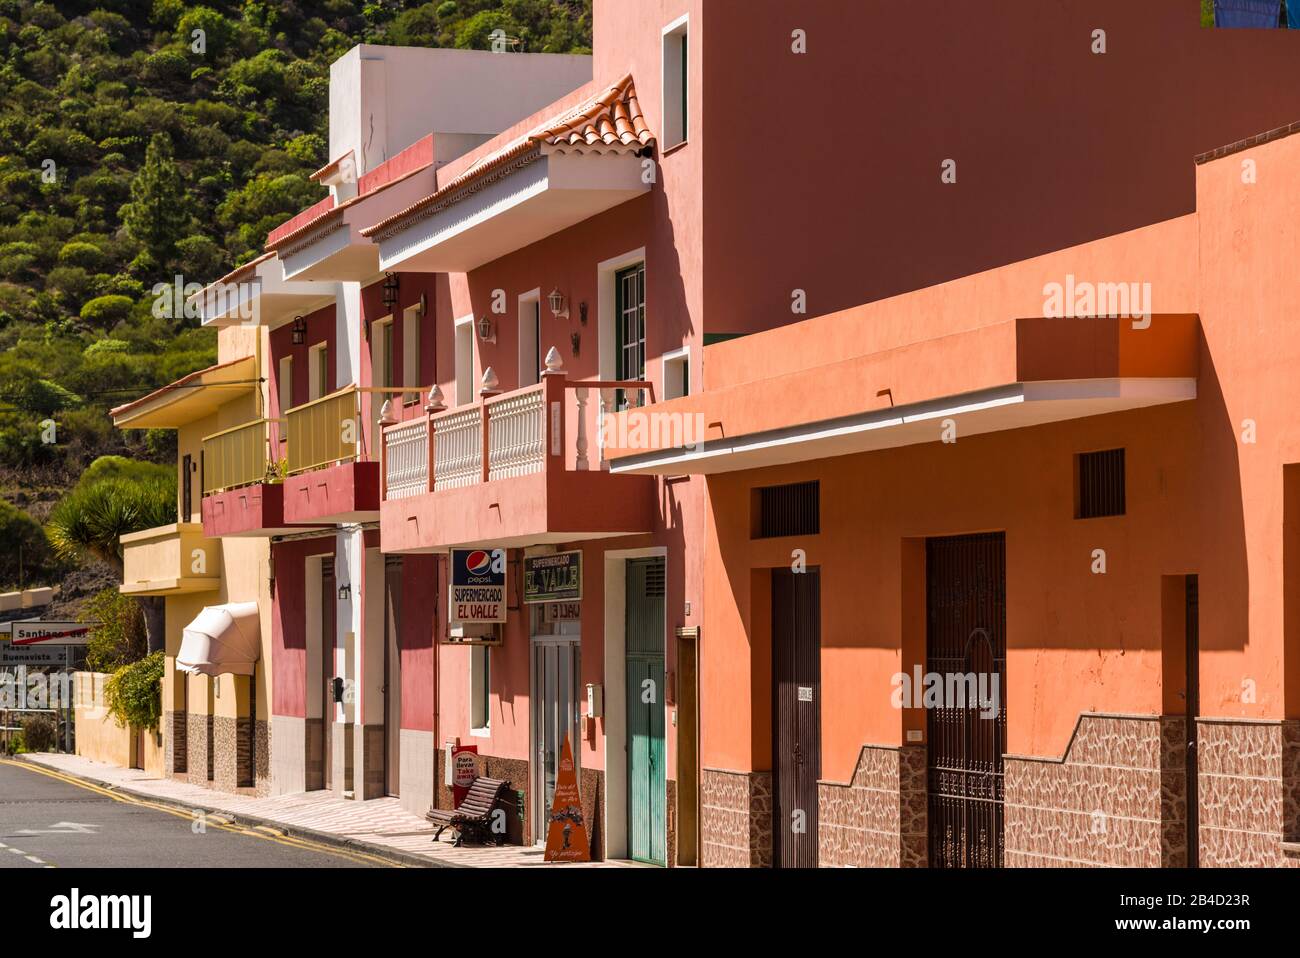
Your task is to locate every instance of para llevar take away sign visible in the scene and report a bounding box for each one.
[449,548,507,624]
[524,550,582,604]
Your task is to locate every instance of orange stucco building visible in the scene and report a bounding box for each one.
[610,120,1300,868]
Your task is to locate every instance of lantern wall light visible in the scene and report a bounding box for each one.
[548,288,569,320]
[382,272,399,307]
[477,315,495,342]
[291,315,306,345]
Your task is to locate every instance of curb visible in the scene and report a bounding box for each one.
[14,755,464,870]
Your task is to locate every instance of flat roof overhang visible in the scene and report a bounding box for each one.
[610,377,1197,476]
[370,151,649,274]
[111,355,258,429]
[608,315,1201,476]
[194,256,334,330]
[275,166,438,283]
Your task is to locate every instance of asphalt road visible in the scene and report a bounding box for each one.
[0,760,390,868]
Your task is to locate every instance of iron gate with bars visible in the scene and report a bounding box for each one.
[925,532,1006,868]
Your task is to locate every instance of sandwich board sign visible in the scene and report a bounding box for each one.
[449,548,507,624]
[543,736,590,863]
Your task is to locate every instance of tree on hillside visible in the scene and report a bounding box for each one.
[121,133,193,273]
[46,475,175,654]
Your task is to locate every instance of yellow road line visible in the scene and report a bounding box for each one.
[1,759,404,868]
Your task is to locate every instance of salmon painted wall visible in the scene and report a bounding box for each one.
[698,0,1300,337]
[1194,131,1300,722]
[705,399,1216,780]
[698,125,1300,782]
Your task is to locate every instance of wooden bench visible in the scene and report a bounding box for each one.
[427,777,512,847]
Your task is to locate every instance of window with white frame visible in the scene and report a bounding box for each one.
[455,317,474,407]
[402,304,420,404]
[470,645,491,734]
[662,15,689,149]
[308,342,329,401]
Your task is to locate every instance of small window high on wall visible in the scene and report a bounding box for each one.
[662,15,689,149]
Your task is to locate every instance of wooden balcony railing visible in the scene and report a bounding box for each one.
[381,356,653,499]
[202,418,276,494]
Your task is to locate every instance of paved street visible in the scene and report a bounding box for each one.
[0,760,389,868]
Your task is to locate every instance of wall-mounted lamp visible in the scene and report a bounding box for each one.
[548,288,569,320]
[418,291,428,318]
[382,272,399,308]
[291,315,306,345]
[579,301,588,326]
[477,314,495,342]
[337,584,351,602]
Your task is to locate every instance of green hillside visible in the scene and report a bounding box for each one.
[0,0,592,588]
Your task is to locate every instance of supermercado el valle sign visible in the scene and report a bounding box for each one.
[449,548,507,624]
[523,551,581,604]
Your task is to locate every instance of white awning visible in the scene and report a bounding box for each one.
[177,603,261,676]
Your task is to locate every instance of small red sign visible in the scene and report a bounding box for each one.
[452,744,478,807]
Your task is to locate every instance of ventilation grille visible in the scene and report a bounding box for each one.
[1077,448,1126,519]
[756,481,820,538]
[644,561,665,598]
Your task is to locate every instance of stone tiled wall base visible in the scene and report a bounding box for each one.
[701,768,772,867]
[434,752,532,846]
[305,718,323,792]
[253,719,270,796]
[399,728,435,818]
[211,716,251,792]
[352,724,384,800]
[186,713,212,786]
[164,710,186,776]
[1004,714,1184,867]
[1197,719,1300,867]
[819,744,927,867]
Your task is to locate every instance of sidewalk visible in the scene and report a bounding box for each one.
[18,753,617,868]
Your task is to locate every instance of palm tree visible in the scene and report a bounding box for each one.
[47,476,175,654]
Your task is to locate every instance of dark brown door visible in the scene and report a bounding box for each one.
[772,567,821,868]
[384,557,403,797]
[321,558,335,790]
[926,532,1006,868]
[1185,574,1199,868]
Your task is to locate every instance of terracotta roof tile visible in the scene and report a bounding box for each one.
[361,74,654,240]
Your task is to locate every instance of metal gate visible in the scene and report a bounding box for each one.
[926,533,1006,868]
[772,567,821,868]
[625,558,666,865]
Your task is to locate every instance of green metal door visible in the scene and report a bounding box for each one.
[626,557,666,865]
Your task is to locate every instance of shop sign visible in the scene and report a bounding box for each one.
[11,622,93,647]
[449,548,507,624]
[452,744,478,807]
[524,551,581,604]
[543,736,590,863]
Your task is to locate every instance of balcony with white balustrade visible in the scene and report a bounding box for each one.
[379,350,657,552]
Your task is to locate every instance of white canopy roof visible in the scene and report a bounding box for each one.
[177,602,261,676]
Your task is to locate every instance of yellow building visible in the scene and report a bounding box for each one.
[111,326,275,794]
